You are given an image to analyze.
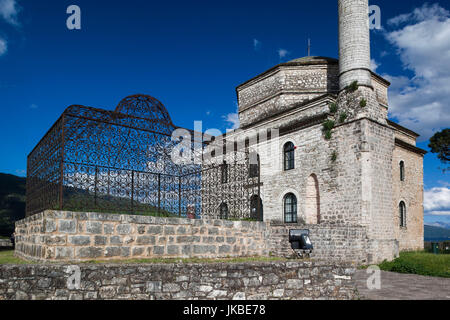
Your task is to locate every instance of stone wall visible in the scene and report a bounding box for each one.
[15,210,390,264]
[15,211,267,262]
[267,223,370,264]
[0,239,12,248]
[237,62,339,127]
[0,261,357,300]
[392,145,424,251]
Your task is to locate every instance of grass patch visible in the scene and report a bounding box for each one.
[0,250,29,265]
[378,251,450,278]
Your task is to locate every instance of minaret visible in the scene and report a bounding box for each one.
[338,0,372,90]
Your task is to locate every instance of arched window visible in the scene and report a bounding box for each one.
[399,201,406,228]
[250,195,263,221]
[400,161,405,182]
[249,153,260,178]
[284,193,297,223]
[219,203,228,219]
[284,142,295,171]
[221,161,228,184]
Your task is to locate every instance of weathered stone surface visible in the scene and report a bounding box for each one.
[58,220,76,234]
[86,221,102,235]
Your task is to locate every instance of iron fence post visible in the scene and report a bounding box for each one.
[131,170,135,213]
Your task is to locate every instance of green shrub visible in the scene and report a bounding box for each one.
[378,251,450,278]
[322,120,335,131]
[360,98,367,108]
[346,81,359,92]
[339,112,348,123]
[329,103,338,114]
[331,151,338,162]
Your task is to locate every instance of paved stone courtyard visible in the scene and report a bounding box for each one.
[355,270,450,300]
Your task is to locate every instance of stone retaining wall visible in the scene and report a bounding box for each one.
[15,210,396,264]
[0,261,357,300]
[15,211,267,262]
[0,239,12,248]
[267,223,370,263]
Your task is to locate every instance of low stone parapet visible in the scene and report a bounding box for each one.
[0,239,12,248]
[0,261,357,300]
[15,211,267,262]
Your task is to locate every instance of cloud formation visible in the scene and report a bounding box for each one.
[0,0,20,26]
[424,187,450,216]
[278,48,290,59]
[223,112,240,131]
[253,39,261,51]
[370,59,379,72]
[0,37,6,56]
[383,3,450,140]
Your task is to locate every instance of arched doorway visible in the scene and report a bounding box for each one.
[250,195,263,221]
[219,203,229,220]
[305,174,320,224]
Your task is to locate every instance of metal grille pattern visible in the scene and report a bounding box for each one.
[26,94,260,220]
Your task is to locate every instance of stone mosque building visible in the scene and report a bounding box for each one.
[203,0,426,259]
[17,0,425,265]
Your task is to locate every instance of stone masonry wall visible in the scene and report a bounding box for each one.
[267,223,370,264]
[237,64,339,127]
[0,261,357,300]
[15,210,385,264]
[15,211,267,262]
[392,145,424,251]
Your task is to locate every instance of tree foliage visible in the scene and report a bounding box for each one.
[428,129,450,170]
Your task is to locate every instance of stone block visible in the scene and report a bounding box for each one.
[94,236,107,246]
[86,221,103,234]
[167,245,179,255]
[69,235,91,246]
[77,247,103,259]
[117,224,132,235]
[103,223,115,235]
[55,247,74,260]
[104,247,121,257]
[44,219,56,233]
[136,236,155,245]
[58,220,76,234]
[146,281,162,293]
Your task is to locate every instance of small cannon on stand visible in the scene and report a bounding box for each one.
[289,229,313,259]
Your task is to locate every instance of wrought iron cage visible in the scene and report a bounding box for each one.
[26,94,261,220]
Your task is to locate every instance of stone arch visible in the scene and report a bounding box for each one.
[305,174,320,224]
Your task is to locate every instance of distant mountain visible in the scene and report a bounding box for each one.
[0,173,26,237]
[425,222,450,230]
[424,225,450,242]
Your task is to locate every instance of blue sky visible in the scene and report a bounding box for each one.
[0,0,448,223]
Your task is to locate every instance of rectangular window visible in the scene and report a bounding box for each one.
[221,162,228,184]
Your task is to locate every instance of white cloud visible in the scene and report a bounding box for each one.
[424,187,450,214]
[383,3,450,140]
[387,3,449,26]
[0,37,6,56]
[278,48,290,59]
[223,112,240,131]
[30,104,38,109]
[370,59,379,72]
[426,211,450,216]
[253,39,261,51]
[0,0,20,26]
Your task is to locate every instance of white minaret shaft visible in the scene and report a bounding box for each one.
[338,0,372,90]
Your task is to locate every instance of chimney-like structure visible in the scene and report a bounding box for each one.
[338,0,372,90]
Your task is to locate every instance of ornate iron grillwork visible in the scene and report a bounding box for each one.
[26,94,261,220]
